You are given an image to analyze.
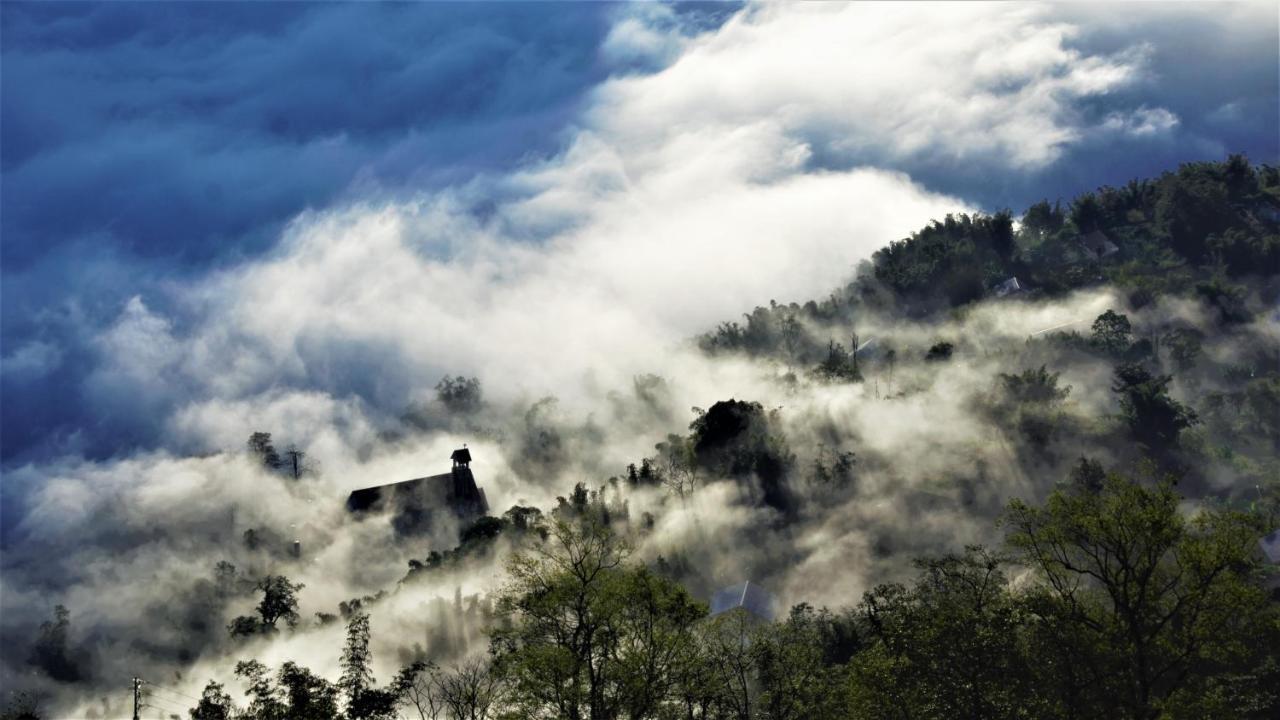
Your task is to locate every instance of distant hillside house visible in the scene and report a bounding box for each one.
[993,276,1024,298]
[1077,230,1119,261]
[710,580,777,621]
[346,447,488,536]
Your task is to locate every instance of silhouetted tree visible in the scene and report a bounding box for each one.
[436,376,483,415]
[257,575,304,629]
[1111,364,1199,449]
[190,680,236,720]
[1091,310,1133,356]
[248,432,282,470]
[28,605,78,683]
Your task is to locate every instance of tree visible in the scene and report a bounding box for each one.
[256,575,304,629]
[674,608,770,720]
[849,548,1037,720]
[997,365,1070,406]
[340,612,375,708]
[190,676,239,717]
[755,605,848,720]
[29,605,78,682]
[226,615,260,638]
[277,662,341,720]
[339,612,397,719]
[989,209,1016,261]
[690,399,795,512]
[248,432,282,470]
[1091,310,1133,356]
[1161,327,1203,371]
[234,660,286,720]
[391,661,445,720]
[1070,192,1104,233]
[655,433,698,500]
[491,519,705,720]
[1111,364,1198,449]
[779,312,803,368]
[924,341,953,362]
[1004,474,1277,719]
[283,445,306,480]
[1022,199,1065,240]
[438,658,504,720]
[993,366,1072,451]
[436,376,483,415]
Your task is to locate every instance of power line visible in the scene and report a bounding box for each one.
[142,693,187,710]
[145,682,201,702]
[142,698,186,714]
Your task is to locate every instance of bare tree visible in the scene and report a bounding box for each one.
[438,658,504,720]
[283,445,306,480]
[393,660,446,720]
[655,433,698,501]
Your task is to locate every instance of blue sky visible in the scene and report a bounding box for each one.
[1,2,1276,467]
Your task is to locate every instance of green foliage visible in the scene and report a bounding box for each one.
[193,469,1279,720]
[870,212,1015,311]
[256,575,305,629]
[1111,364,1199,450]
[1091,310,1133,356]
[491,519,706,720]
[698,157,1279,366]
[1005,475,1277,719]
[1021,199,1065,243]
[992,366,1072,450]
[811,340,862,382]
[997,366,1071,406]
[220,614,406,720]
[279,662,343,720]
[226,615,260,638]
[849,548,1038,720]
[460,516,506,545]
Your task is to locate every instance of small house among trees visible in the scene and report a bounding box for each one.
[1077,229,1119,260]
[710,580,777,621]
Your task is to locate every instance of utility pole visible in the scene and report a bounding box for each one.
[132,677,141,720]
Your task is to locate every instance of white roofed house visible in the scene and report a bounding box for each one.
[993,276,1024,298]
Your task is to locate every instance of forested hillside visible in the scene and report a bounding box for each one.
[7,158,1279,720]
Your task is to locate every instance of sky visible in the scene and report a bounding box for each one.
[1,1,1277,468]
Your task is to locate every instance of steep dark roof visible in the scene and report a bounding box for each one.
[451,447,472,465]
[1077,230,1118,259]
[346,465,487,535]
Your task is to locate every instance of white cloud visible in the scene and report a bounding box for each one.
[76,1,1190,456]
[0,339,63,380]
[1101,106,1180,137]
[589,2,1151,169]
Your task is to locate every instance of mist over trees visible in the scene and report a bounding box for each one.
[160,469,1279,720]
[4,157,1278,720]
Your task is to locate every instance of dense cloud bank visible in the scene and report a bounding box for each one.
[3,2,1277,463]
[1,3,1277,716]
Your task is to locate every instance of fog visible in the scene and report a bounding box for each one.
[2,2,1275,716]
